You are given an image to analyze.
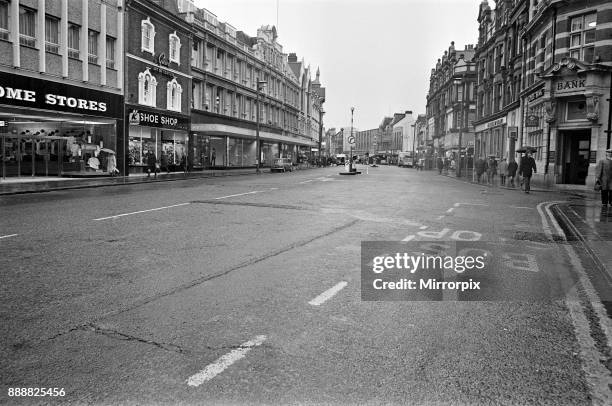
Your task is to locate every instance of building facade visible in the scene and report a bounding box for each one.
[0,0,124,178]
[181,1,324,168]
[426,41,477,173]
[124,0,192,175]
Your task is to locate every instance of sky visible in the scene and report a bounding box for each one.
[193,0,485,131]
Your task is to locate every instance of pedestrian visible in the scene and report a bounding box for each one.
[487,156,498,185]
[160,152,169,173]
[507,159,518,187]
[211,148,216,167]
[595,148,612,206]
[498,158,508,186]
[180,155,187,173]
[437,157,443,174]
[147,150,158,178]
[518,151,537,193]
[475,156,487,183]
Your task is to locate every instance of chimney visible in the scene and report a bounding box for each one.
[288,53,297,62]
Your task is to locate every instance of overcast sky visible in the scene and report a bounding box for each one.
[194,0,485,131]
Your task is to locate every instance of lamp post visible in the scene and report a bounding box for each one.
[318,108,325,166]
[256,79,266,174]
[454,79,464,177]
[349,107,355,172]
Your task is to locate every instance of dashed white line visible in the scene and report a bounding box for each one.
[419,226,428,230]
[93,203,191,221]
[299,180,315,184]
[402,235,415,242]
[436,215,445,220]
[186,335,267,387]
[446,207,454,213]
[0,234,18,239]
[509,206,534,209]
[309,281,348,306]
[214,190,264,200]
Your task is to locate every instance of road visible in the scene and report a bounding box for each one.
[1,165,611,405]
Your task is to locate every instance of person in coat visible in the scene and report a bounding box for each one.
[475,156,488,184]
[507,159,518,187]
[518,151,537,193]
[486,156,498,185]
[147,150,158,178]
[595,148,612,206]
[498,158,508,186]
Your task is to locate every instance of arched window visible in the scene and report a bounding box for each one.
[141,18,155,54]
[169,31,181,65]
[167,78,182,111]
[138,68,157,106]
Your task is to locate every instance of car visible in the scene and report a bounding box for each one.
[271,157,293,172]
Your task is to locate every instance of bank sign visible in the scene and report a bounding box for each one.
[554,77,586,94]
[128,108,189,130]
[0,71,122,118]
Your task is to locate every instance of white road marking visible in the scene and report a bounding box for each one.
[402,235,415,241]
[214,190,264,200]
[446,207,454,213]
[419,226,428,230]
[299,180,314,184]
[0,234,18,239]
[269,187,279,190]
[455,202,488,207]
[186,335,267,387]
[93,203,191,221]
[309,281,348,306]
[509,206,534,210]
[436,215,445,220]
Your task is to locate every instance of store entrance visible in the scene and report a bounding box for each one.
[560,130,590,184]
[1,134,65,177]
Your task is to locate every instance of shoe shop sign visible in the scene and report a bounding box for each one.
[0,71,122,118]
[128,108,189,130]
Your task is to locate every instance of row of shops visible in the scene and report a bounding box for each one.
[0,73,316,179]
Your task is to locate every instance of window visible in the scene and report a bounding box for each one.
[569,13,596,62]
[138,68,157,106]
[88,30,98,64]
[45,16,59,53]
[169,31,181,64]
[167,78,182,111]
[106,36,115,69]
[0,1,9,41]
[141,18,155,54]
[19,6,36,47]
[68,24,80,58]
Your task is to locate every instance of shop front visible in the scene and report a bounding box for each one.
[0,72,123,179]
[474,115,506,159]
[126,106,190,174]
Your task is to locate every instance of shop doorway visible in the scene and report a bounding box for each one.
[560,130,590,184]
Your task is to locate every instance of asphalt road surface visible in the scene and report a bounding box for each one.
[1,165,611,405]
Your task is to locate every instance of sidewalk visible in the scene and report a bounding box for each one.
[0,168,261,195]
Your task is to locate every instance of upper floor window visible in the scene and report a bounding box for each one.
[169,31,180,64]
[19,6,36,47]
[68,24,80,58]
[0,1,9,41]
[570,13,596,62]
[45,16,59,53]
[106,36,116,69]
[88,30,99,64]
[167,78,182,111]
[138,68,157,106]
[141,18,155,54]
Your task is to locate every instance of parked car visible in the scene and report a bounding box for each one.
[271,158,293,172]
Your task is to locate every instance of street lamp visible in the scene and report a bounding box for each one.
[349,107,355,172]
[454,79,464,177]
[318,108,325,166]
[256,79,266,174]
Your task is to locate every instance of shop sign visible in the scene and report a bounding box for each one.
[508,126,518,139]
[555,77,586,93]
[128,108,189,130]
[486,117,506,129]
[525,114,540,127]
[0,71,122,118]
[527,88,544,103]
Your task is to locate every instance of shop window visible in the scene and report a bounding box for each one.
[0,1,8,41]
[45,16,60,54]
[567,100,586,121]
[141,17,155,54]
[106,36,116,69]
[138,68,157,106]
[19,6,36,47]
[88,30,99,64]
[569,13,596,62]
[166,78,182,111]
[169,31,181,65]
[68,24,80,59]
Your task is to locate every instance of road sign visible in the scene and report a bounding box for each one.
[0,121,6,127]
[348,135,356,145]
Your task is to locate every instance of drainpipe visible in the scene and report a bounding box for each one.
[545,8,557,178]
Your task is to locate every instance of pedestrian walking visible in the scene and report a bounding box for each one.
[595,148,612,206]
[211,148,216,167]
[507,159,518,187]
[475,156,487,184]
[518,151,537,193]
[160,152,169,173]
[487,156,498,185]
[498,158,508,186]
[147,150,158,178]
[437,157,443,174]
[180,155,187,173]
